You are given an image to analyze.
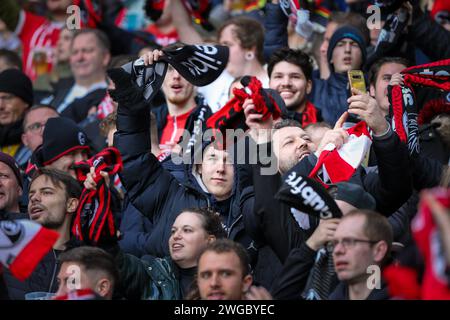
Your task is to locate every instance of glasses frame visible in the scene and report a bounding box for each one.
[329,237,380,251]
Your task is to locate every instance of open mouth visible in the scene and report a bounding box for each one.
[171,84,183,93]
[29,206,45,219]
[280,91,294,99]
[171,243,184,251]
[298,152,310,162]
[334,261,349,270]
[208,292,225,300]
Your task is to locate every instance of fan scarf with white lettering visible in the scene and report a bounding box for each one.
[120,44,228,102]
[275,172,342,219]
[309,121,372,187]
[388,59,450,156]
[0,219,59,281]
[275,173,341,300]
[72,147,123,245]
[206,76,282,149]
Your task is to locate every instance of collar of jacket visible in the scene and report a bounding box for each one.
[0,118,24,146]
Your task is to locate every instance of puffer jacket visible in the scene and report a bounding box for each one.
[112,71,253,259]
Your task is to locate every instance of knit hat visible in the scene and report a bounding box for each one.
[0,152,23,189]
[334,182,376,210]
[35,117,90,166]
[327,25,367,70]
[0,69,33,106]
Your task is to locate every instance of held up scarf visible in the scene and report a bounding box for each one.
[388,59,450,156]
[119,44,229,102]
[72,147,123,245]
[206,76,282,148]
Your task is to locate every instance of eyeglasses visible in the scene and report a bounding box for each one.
[24,122,46,133]
[0,94,15,103]
[329,237,379,250]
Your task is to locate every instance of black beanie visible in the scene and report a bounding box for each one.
[327,25,367,69]
[38,117,90,165]
[0,152,22,189]
[0,69,33,106]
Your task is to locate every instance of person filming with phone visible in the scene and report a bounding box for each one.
[311,25,367,127]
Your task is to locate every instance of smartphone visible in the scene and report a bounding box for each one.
[347,70,367,94]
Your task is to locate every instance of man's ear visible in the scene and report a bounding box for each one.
[103,52,111,68]
[17,186,23,198]
[241,274,253,294]
[372,241,388,264]
[66,197,79,214]
[21,133,29,148]
[306,79,313,95]
[207,235,216,244]
[197,164,202,175]
[369,84,376,97]
[96,278,112,298]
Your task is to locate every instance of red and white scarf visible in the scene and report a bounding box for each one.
[309,121,372,186]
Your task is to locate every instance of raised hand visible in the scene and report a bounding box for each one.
[347,88,389,136]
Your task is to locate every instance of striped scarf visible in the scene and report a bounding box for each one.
[72,147,123,245]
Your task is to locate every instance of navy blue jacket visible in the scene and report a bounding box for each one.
[310,72,350,126]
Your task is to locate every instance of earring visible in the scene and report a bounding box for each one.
[245,52,255,61]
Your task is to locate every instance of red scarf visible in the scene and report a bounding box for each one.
[302,101,319,127]
[72,147,123,245]
[206,76,282,148]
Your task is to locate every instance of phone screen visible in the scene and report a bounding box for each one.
[348,70,367,94]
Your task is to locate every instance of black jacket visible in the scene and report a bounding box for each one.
[410,7,450,62]
[328,281,389,300]
[113,81,252,259]
[3,249,61,300]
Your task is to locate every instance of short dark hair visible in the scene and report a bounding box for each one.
[0,49,22,70]
[72,28,111,53]
[59,246,119,288]
[23,105,59,130]
[304,121,332,131]
[201,239,250,277]
[218,17,265,64]
[368,57,410,86]
[181,207,227,239]
[345,209,393,260]
[268,48,313,80]
[29,168,82,199]
[273,119,303,131]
